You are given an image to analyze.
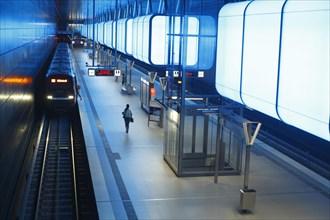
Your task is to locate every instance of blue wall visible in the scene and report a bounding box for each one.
[0,1,56,218]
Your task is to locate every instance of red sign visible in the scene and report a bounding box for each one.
[95,69,113,76]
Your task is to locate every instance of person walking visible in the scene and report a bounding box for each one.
[122,104,133,133]
[76,84,82,100]
[122,73,126,86]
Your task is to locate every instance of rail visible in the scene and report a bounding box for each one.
[32,116,78,219]
[22,108,99,219]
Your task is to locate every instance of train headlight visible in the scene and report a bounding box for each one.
[47,95,53,99]
[68,95,74,99]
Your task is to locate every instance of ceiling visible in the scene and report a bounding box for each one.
[53,0,228,24]
[54,0,160,23]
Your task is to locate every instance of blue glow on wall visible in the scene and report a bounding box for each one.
[216,0,330,141]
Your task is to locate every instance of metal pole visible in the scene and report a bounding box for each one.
[244,144,252,189]
[242,122,261,189]
[214,114,223,183]
[92,0,95,67]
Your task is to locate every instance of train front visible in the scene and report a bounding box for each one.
[45,73,77,109]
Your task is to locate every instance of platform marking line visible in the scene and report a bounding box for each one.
[73,51,138,220]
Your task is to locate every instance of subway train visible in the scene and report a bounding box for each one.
[45,43,77,109]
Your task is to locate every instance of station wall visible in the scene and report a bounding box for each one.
[0,1,56,218]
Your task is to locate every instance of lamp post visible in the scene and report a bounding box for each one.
[240,122,262,212]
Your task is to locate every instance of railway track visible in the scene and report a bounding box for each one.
[22,110,98,219]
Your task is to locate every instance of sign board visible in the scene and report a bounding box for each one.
[95,69,113,76]
[148,101,162,125]
[198,71,204,77]
[185,71,205,78]
[88,68,115,76]
[114,69,121,76]
[88,68,95,76]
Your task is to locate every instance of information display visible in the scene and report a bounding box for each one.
[88,68,120,77]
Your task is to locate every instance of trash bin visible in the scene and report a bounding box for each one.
[240,189,256,211]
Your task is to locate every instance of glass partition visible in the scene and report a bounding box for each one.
[163,106,243,177]
[163,108,180,174]
[195,16,217,70]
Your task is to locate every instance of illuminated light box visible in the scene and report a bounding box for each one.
[125,19,133,55]
[216,0,330,141]
[105,21,114,48]
[81,25,86,37]
[83,25,87,37]
[97,22,105,44]
[88,24,93,39]
[216,1,250,104]
[112,21,117,48]
[132,16,150,62]
[117,19,126,53]
[241,0,285,119]
[132,15,200,66]
[150,15,167,65]
[94,23,99,43]
[277,0,329,141]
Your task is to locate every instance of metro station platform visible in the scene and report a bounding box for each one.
[71,48,330,220]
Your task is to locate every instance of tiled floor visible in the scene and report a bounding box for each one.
[72,48,330,220]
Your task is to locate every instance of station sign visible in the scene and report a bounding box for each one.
[185,71,205,78]
[88,68,121,77]
[170,70,205,78]
[114,69,121,76]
